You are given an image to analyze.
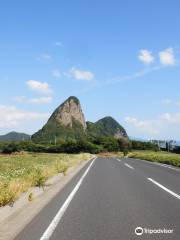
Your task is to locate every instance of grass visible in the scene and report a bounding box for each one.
[0,152,92,207]
[97,152,124,158]
[127,150,180,167]
[97,150,180,168]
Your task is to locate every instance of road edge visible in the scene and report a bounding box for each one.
[0,156,96,240]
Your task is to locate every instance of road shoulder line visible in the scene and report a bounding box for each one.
[40,157,97,240]
[147,178,180,200]
[129,158,180,172]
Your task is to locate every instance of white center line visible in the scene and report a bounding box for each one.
[116,158,121,162]
[40,157,96,240]
[124,163,134,170]
[147,178,180,200]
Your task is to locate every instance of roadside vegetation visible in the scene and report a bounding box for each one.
[0,137,131,155]
[0,137,160,156]
[1,138,179,206]
[0,152,91,207]
[98,152,124,158]
[127,150,180,167]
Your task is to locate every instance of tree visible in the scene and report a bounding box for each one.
[117,138,130,156]
[2,142,19,154]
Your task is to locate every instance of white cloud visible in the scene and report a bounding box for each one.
[70,68,94,81]
[125,117,159,135]
[37,53,52,61]
[104,65,163,86]
[138,49,154,64]
[14,96,26,103]
[125,112,180,139]
[159,48,175,66]
[52,69,61,78]
[161,99,180,107]
[161,98,172,105]
[26,80,53,95]
[176,101,180,107]
[28,97,52,104]
[63,72,71,78]
[15,96,52,104]
[105,48,177,86]
[0,105,48,128]
[160,113,180,123]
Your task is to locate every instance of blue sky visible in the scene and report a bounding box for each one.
[0,0,180,139]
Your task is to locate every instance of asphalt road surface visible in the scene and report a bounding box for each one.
[15,157,180,240]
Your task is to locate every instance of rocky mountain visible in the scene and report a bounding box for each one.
[32,96,87,143]
[86,116,128,139]
[51,96,87,130]
[0,132,30,142]
[32,96,128,143]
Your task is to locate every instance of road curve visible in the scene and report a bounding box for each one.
[15,157,180,240]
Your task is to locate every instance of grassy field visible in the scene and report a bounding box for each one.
[97,152,124,158]
[127,150,180,167]
[0,152,92,207]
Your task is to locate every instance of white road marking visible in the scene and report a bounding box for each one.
[116,158,121,162]
[124,163,134,170]
[147,178,180,200]
[154,162,180,172]
[131,158,180,172]
[40,157,97,240]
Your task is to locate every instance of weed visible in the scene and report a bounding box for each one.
[0,152,91,206]
[28,192,33,202]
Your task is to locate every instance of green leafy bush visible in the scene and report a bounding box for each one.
[2,142,19,154]
[32,168,47,188]
[130,140,158,151]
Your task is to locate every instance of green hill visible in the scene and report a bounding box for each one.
[0,132,30,142]
[87,116,128,139]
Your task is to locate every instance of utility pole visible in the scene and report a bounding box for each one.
[158,140,160,150]
[55,135,57,145]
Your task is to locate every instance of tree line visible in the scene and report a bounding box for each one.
[0,138,158,155]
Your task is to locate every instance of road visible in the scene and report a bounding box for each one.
[15,157,180,240]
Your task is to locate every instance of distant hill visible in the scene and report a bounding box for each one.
[87,116,127,139]
[32,96,128,143]
[0,132,30,142]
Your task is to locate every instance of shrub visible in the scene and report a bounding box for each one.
[130,140,158,151]
[47,145,63,153]
[28,192,33,202]
[19,142,48,152]
[2,142,19,154]
[93,137,120,152]
[117,137,130,152]
[56,161,69,175]
[77,140,103,154]
[0,181,19,206]
[123,149,129,156]
[32,168,47,189]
